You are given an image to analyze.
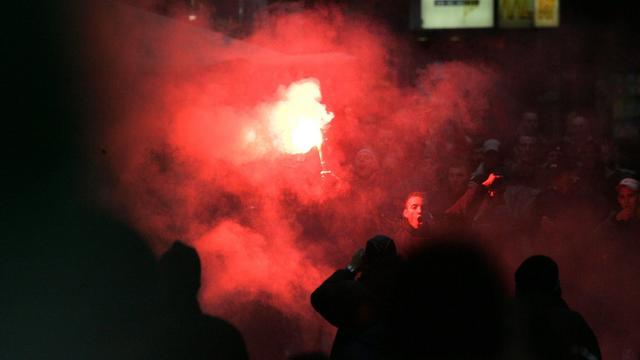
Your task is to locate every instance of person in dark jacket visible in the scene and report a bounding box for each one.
[391,238,507,360]
[446,138,506,217]
[310,235,400,360]
[513,255,601,360]
[430,161,478,231]
[156,241,249,360]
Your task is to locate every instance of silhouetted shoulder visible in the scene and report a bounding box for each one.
[201,315,250,360]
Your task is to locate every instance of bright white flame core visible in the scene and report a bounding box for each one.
[245,129,257,143]
[269,79,334,154]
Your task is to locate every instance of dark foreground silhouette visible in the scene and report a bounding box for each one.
[156,241,249,360]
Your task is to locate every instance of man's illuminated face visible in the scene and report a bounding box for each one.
[403,196,424,230]
[617,186,639,211]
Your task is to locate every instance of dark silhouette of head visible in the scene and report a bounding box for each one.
[515,255,561,298]
[363,235,397,267]
[394,236,506,359]
[158,241,201,301]
[156,241,249,360]
[358,235,400,309]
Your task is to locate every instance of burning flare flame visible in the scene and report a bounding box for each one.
[269,78,334,154]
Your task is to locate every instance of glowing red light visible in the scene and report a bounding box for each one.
[268,79,334,154]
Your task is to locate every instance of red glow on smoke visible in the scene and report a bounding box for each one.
[195,220,329,317]
[81,0,635,357]
[82,3,394,355]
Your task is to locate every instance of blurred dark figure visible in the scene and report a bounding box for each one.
[394,192,434,253]
[516,111,541,138]
[507,134,541,187]
[561,112,610,207]
[311,235,400,359]
[531,157,583,240]
[574,140,608,195]
[339,147,392,239]
[513,255,601,360]
[471,172,515,236]
[446,138,506,217]
[352,147,382,185]
[495,134,543,235]
[471,138,507,184]
[538,142,565,179]
[598,138,635,209]
[463,141,511,237]
[430,161,477,230]
[391,237,506,360]
[563,113,594,161]
[156,241,248,360]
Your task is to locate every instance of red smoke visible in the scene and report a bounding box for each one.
[79,1,503,357]
[79,1,639,359]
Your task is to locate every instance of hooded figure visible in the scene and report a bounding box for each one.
[156,241,248,360]
[513,255,601,360]
[311,236,400,360]
[391,239,506,360]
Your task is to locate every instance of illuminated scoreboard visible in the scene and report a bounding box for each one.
[421,0,495,29]
[498,0,560,27]
[534,0,559,27]
[417,0,559,29]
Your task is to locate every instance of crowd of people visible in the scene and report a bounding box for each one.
[306,108,639,359]
[80,109,640,359]
[312,236,602,360]
[334,110,640,252]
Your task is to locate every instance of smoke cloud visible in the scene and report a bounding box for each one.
[76,1,638,358]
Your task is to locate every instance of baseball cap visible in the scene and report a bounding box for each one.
[617,177,640,192]
[482,138,501,153]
